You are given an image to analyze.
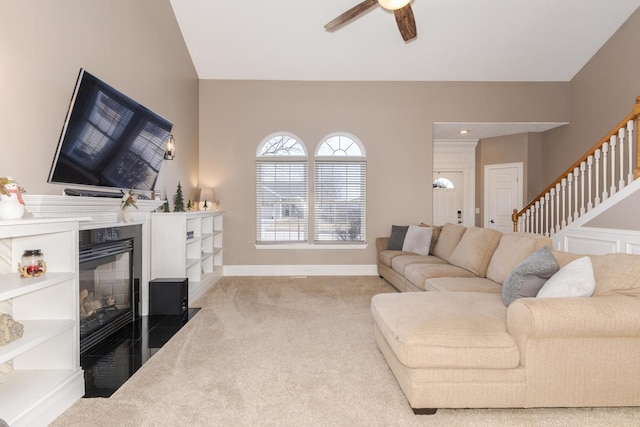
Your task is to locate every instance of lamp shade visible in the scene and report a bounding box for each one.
[199,188,215,210]
[377,0,410,11]
[164,135,175,160]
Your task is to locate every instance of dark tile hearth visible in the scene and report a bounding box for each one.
[81,309,200,398]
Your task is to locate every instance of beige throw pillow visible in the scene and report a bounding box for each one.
[432,223,467,261]
[447,227,502,277]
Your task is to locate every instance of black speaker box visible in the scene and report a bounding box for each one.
[149,278,188,316]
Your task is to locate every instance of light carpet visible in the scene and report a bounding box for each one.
[52,276,640,426]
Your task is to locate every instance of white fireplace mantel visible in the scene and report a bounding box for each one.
[22,194,165,230]
[22,194,167,316]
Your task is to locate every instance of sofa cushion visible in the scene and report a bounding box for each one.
[371,292,520,369]
[590,253,640,297]
[424,277,502,293]
[378,250,413,268]
[387,225,409,250]
[421,223,443,254]
[431,223,467,262]
[404,263,476,291]
[486,233,552,285]
[502,246,559,306]
[448,227,502,277]
[402,225,432,256]
[537,256,595,298]
[391,254,448,275]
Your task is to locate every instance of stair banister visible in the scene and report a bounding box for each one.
[513,96,640,233]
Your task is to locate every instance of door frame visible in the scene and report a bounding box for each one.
[433,140,477,227]
[483,162,523,230]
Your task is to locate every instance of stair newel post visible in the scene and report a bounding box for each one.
[609,135,617,197]
[602,142,609,201]
[586,155,594,212]
[512,209,518,232]
[594,149,601,206]
[555,183,561,232]
[534,200,540,234]
[627,120,634,184]
[561,178,567,228]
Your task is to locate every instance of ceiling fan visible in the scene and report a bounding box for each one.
[324,0,417,42]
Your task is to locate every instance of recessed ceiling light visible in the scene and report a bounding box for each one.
[459,130,469,134]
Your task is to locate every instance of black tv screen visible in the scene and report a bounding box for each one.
[48,69,173,193]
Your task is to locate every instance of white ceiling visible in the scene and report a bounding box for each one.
[170,0,640,82]
[169,0,638,140]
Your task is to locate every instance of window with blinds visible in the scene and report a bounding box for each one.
[314,135,366,243]
[256,134,308,243]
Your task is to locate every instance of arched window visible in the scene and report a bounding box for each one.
[314,134,366,243]
[433,177,455,189]
[256,133,308,243]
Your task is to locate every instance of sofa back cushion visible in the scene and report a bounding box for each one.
[487,233,552,285]
[552,250,640,297]
[431,223,467,262]
[448,227,502,277]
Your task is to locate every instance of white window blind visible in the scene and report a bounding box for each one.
[256,160,308,243]
[314,160,366,243]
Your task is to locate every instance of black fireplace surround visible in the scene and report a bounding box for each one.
[78,225,142,353]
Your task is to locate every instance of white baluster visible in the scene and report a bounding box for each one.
[567,172,573,223]
[555,183,561,233]
[580,161,586,216]
[594,149,601,206]
[586,155,593,211]
[610,135,617,197]
[540,195,546,236]
[549,188,555,235]
[628,120,634,185]
[526,208,531,233]
[561,178,567,228]
[534,201,540,234]
[602,142,609,201]
[618,127,626,191]
[573,167,580,221]
[518,215,523,233]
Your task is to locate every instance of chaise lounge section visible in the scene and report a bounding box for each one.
[372,223,640,412]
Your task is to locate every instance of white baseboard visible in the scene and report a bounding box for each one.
[223,264,378,276]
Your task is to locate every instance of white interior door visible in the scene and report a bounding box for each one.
[484,163,523,233]
[433,171,464,226]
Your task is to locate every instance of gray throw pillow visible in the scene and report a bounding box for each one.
[502,246,559,306]
[388,225,409,250]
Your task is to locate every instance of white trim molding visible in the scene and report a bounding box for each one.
[553,226,640,255]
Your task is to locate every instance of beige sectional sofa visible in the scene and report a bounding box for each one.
[373,223,640,413]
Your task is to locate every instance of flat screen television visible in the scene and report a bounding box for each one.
[48,68,173,194]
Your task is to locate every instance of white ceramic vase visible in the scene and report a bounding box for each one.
[0,195,25,220]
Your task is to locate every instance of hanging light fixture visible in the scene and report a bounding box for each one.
[377,0,411,11]
[164,135,176,160]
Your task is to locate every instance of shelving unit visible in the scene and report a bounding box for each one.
[150,211,223,305]
[0,218,85,427]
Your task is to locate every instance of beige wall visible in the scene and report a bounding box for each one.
[541,7,640,180]
[199,81,569,267]
[0,0,199,200]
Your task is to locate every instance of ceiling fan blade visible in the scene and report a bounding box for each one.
[394,4,417,41]
[324,0,378,32]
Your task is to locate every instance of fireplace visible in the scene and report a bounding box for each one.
[79,225,142,353]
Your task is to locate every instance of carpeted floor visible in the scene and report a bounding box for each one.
[52,276,640,426]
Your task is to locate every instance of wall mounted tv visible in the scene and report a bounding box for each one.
[48,68,173,194]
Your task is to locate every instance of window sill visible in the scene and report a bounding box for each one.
[255,243,367,250]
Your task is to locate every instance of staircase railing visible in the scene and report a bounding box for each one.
[512,96,640,235]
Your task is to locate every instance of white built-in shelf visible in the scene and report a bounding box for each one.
[150,211,223,305]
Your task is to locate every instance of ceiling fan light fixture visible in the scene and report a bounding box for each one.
[377,0,411,11]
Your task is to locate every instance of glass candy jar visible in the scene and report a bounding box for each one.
[20,249,45,277]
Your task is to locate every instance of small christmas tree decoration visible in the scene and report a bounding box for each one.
[173,182,185,212]
[162,200,170,212]
[187,200,193,211]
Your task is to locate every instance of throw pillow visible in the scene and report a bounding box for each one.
[402,225,433,256]
[387,225,409,250]
[502,246,559,306]
[536,256,595,298]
